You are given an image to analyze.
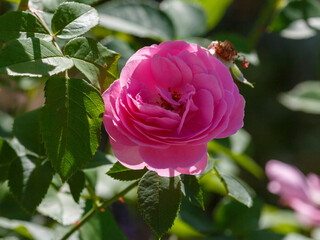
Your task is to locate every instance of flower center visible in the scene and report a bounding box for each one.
[156,88,182,111]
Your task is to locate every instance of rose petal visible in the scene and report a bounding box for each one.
[139,144,207,169]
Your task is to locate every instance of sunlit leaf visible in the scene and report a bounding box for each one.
[0,38,73,77]
[51,2,99,39]
[0,11,51,42]
[41,77,104,181]
[64,37,120,90]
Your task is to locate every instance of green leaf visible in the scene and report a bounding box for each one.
[64,37,120,90]
[244,230,284,240]
[169,218,204,238]
[0,11,52,42]
[97,0,174,40]
[13,108,46,156]
[51,2,99,39]
[138,171,182,238]
[0,138,17,167]
[0,111,13,138]
[161,1,207,38]
[0,38,73,77]
[38,185,85,225]
[41,77,104,181]
[0,217,54,240]
[79,208,127,240]
[102,36,135,70]
[208,141,263,179]
[0,138,17,183]
[279,81,320,114]
[179,197,215,234]
[180,0,233,29]
[68,170,85,203]
[107,161,147,181]
[83,152,114,169]
[213,166,253,207]
[181,175,204,209]
[42,0,100,12]
[8,157,54,214]
[214,198,262,237]
[269,0,320,32]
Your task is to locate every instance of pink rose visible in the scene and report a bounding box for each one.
[266,160,320,227]
[102,40,245,177]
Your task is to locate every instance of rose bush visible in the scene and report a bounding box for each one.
[266,160,320,227]
[102,40,245,177]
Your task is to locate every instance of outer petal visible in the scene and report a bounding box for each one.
[139,144,207,169]
[110,138,146,170]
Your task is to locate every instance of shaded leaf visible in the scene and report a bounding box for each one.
[0,38,73,77]
[79,208,126,240]
[68,170,85,203]
[41,77,104,181]
[181,175,204,209]
[8,157,54,214]
[0,138,17,167]
[214,198,262,237]
[279,81,320,114]
[64,37,120,90]
[138,171,181,238]
[107,161,147,181]
[38,185,85,225]
[161,1,207,38]
[213,166,253,207]
[181,0,233,29]
[51,2,99,39]
[97,0,174,40]
[0,11,51,42]
[13,108,45,156]
[83,152,114,169]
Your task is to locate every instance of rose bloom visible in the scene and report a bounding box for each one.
[102,40,245,177]
[266,160,320,227]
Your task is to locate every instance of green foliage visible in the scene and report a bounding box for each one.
[41,77,104,182]
[213,166,253,207]
[279,81,320,114]
[107,161,147,181]
[51,2,99,39]
[0,138,17,167]
[0,38,73,77]
[214,198,262,238]
[68,170,86,203]
[64,37,120,90]
[38,185,85,225]
[181,174,204,209]
[8,157,54,214]
[161,0,207,38]
[0,11,51,42]
[79,208,127,240]
[138,171,182,238]
[13,108,46,156]
[97,0,175,40]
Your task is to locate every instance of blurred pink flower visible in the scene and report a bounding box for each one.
[102,40,245,177]
[266,160,320,227]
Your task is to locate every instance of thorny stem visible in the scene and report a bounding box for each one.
[247,0,282,49]
[59,180,139,240]
[17,0,29,11]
